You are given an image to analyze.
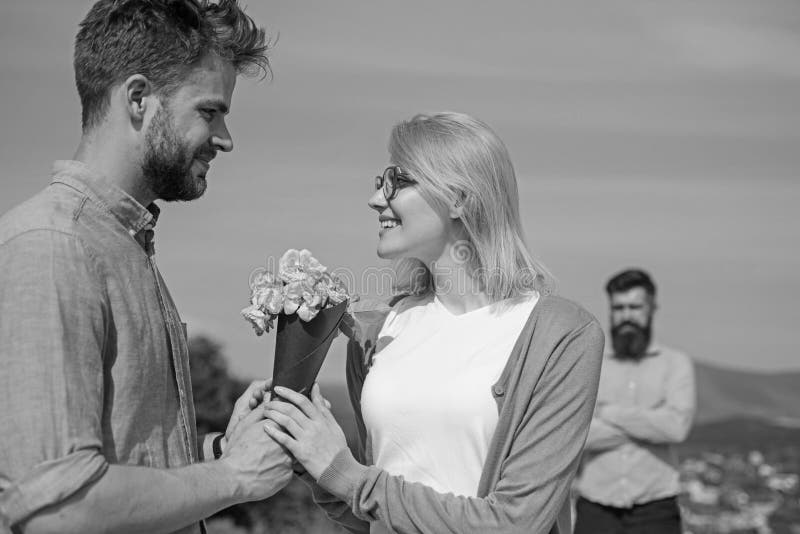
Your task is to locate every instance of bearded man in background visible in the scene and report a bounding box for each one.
[574,268,696,534]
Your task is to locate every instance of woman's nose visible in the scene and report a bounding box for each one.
[368,187,387,211]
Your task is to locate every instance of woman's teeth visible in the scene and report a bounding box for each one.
[381,220,400,229]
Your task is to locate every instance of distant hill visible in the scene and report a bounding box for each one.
[681,416,800,454]
[694,361,800,425]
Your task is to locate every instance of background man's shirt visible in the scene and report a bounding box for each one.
[576,343,696,507]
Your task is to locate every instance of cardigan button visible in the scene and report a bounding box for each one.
[492,384,505,396]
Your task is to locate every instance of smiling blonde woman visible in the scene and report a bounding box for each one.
[262,112,605,534]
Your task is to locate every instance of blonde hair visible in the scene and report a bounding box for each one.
[389,112,554,301]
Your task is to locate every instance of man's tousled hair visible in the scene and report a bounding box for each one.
[74,0,271,131]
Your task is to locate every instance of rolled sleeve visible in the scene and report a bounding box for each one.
[601,352,696,444]
[0,230,109,527]
[584,417,631,451]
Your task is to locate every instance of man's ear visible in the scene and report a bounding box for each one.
[124,74,153,124]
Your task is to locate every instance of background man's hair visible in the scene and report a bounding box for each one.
[605,268,657,298]
[74,0,270,131]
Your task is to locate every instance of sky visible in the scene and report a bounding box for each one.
[1,1,798,381]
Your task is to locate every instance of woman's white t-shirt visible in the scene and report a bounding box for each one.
[360,292,539,500]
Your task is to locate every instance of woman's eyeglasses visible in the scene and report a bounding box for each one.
[375,166,415,201]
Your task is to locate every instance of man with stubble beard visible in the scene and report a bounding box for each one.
[574,269,696,534]
[0,2,293,533]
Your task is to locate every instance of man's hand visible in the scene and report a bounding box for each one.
[225,379,272,442]
[221,407,293,501]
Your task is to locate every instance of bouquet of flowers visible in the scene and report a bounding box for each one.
[242,249,350,397]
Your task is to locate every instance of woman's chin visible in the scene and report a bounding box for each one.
[376,241,402,260]
[376,247,395,260]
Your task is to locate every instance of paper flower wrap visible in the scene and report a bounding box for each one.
[242,249,350,397]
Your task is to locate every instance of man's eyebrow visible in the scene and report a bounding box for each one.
[197,99,229,115]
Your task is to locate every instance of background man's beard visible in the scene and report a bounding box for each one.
[611,321,652,360]
[142,108,206,202]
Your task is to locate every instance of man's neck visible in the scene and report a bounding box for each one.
[73,131,155,207]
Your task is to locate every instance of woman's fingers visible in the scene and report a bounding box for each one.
[264,399,314,434]
[264,389,350,480]
[311,383,336,423]
[265,409,304,439]
[272,386,318,419]
[263,421,298,453]
[310,383,326,409]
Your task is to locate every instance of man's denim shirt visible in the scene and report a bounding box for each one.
[0,161,201,532]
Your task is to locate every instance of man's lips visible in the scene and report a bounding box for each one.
[194,152,216,171]
[195,151,216,164]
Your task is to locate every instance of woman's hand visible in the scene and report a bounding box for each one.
[263,383,349,480]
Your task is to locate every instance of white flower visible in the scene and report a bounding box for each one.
[251,270,279,290]
[278,248,327,283]
[297,302,320,321]
[283,299,300,315]
[241,304,272,336]
[298,249,327,279]
[324,273,349,304]
[283,280,304,314]
[243,248,351,335]
[305,281,328,309]
[253,285,284,315]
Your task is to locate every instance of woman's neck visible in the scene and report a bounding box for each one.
[427,250,490,315]
[433,289,490,315]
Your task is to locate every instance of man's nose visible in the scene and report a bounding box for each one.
[212,121,234,153]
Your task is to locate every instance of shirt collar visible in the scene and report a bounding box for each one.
[50,160,160,235]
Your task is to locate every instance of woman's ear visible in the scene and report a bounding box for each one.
[449,192,467,219]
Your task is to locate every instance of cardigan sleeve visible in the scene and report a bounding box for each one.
[302,304,388,534]
[317,318,605,534]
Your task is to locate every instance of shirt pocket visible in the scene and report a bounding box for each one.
[127,441,155,467]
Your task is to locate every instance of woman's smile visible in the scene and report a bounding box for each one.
[379,216,401,233]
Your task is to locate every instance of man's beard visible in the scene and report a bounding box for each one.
[611,320,652,360]
[142,107,208,202]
